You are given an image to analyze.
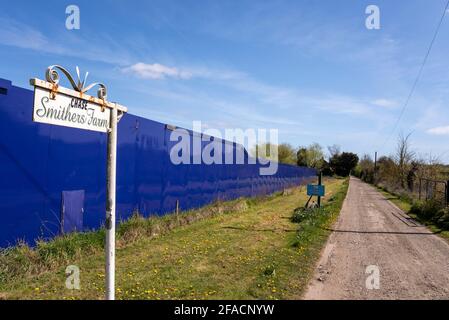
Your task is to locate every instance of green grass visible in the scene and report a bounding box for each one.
[376,186,449,242]
[376,187,412,213]
[0,178,348,300]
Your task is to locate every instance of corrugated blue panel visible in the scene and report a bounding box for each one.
[0,78,316,247]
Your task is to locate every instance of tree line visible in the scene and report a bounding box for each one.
[354,133,448,192]
[253,143,359,177]
[255,134,449,229]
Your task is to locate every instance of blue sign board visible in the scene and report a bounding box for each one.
[307,184,325,197]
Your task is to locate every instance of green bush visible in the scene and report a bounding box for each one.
[410,200,443,221]
[435,207,449,229]
[291,207,325,223]
[375,181,449,231]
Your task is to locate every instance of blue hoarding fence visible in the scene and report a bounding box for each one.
[0,77,316,248]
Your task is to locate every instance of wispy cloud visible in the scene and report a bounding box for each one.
[0,17,132,65]
[124,56,403,133]
[0,17,54,51]
[121,62,192,79]
[371,99,398,108]
[427,126,449,135]
[128,63,394,137]
[121,62,246,81]
[206,72,392,119]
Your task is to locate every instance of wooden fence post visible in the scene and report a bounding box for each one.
[446,181,449,207]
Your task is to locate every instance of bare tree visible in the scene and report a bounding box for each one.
[395,132,415,188]
[327,144,341,159]
[422,152,441,180]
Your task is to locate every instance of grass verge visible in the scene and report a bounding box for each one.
[376,186,449,242]
[0,178,348,300]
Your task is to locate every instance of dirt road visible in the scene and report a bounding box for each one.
[304,177,449,300]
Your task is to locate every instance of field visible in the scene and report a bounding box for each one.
[0,178,348,300]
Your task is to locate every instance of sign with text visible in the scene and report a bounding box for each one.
[31,67,128,300]
[33,86,110,133]
[307,184,325,197]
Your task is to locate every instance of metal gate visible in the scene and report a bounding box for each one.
[418,178,449,207]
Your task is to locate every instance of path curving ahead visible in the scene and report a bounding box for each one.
[304,177,449,300]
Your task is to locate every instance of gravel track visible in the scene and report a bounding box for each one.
[304,177,449,300]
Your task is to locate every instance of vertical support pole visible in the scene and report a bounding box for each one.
[106,106,118,301]
[432,181,437,199]
[419,179,422,201]
[446,181,449,207]
[318,171,322,208]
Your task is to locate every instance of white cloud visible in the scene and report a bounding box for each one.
[121,63,192,80]
[372,99,398,108]
[121,63,245,81]
[427,126,449,135]
[129,62,391,125]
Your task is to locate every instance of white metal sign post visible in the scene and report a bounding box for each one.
[31,65,127,300]
[106,104,118,301]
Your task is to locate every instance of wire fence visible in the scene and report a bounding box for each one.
[416,178,449,207]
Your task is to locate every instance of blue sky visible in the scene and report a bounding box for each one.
[1,0,449,162]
